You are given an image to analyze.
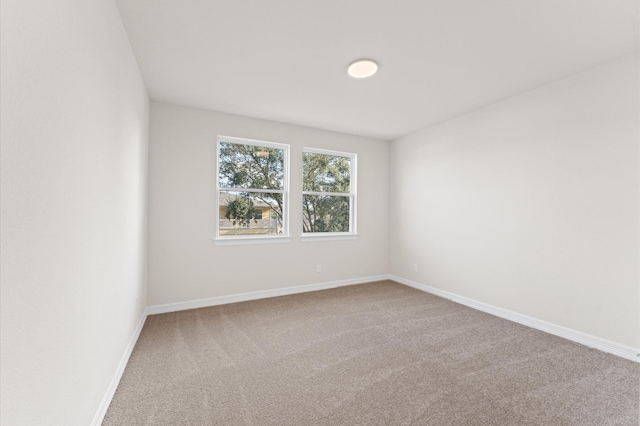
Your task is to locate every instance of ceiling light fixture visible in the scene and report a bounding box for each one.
[347,59,378,78]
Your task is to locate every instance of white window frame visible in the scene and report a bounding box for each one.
[215,135,290,245]
[301,147,357,241]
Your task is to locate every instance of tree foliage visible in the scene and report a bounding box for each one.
[225,197,256,227]
[302,195,350,233]
[302,152,350,193]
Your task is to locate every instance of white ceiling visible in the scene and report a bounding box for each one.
[115,0,639,141]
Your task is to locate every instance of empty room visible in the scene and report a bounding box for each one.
[1,0,638,425]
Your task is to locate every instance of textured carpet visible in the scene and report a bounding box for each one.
[103,281,639,425]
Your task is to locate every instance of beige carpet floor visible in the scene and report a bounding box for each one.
[103,280,639,425]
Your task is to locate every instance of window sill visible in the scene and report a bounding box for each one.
[300,233,358,242]
[213,236,291,246]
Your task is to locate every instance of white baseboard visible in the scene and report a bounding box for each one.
[146,275,391,315]
[91,310,148,426]
[390,275,640,363]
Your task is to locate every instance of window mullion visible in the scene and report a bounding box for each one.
[220,187,285,194]
[302,191,350,197]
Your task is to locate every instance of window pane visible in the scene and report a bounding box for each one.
[302,152,350,193]
[302,195,350,233]
[219,142,284,190]
[219,191,283,236]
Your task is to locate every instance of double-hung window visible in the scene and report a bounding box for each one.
[216,136,289,242]
[302,148,356,237]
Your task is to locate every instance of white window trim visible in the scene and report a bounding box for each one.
[215,135,290,244]
[214,235,291,246]
[300,233,358,242]
[301,147,357,239]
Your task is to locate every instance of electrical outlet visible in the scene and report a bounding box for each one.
[317,264,322,273]
[413,264,418,272]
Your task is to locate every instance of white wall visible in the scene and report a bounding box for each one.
[0,0,149,424]
[148,102,389,305]
[390,53,639,349]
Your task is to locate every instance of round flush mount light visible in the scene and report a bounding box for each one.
[347,59,378,78]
